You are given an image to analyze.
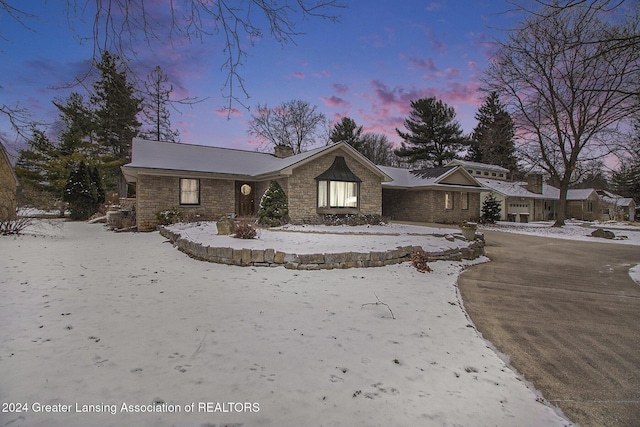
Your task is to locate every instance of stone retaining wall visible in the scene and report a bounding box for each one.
[159,227,485,270]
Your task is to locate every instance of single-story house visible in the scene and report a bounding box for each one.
[0,141,18,221]
[379,165,484,223]
[596,190,636,221]
[122,139,392,231]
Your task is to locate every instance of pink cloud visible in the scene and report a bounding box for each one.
[292,72,305,79]
[445,67,460,77]
[400,53,438,72]
[321,96,350,108]
[214,108,243,117]
[312,70,331,78]
[426,2,442,11]
[332,83,350,95]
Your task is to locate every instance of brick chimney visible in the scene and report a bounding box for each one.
[274,145,294,158]
[526,173,543,194]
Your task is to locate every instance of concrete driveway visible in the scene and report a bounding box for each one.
[457,230,640,427]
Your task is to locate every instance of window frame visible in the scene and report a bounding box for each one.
[445,191,453,210]
[317,180,360,210]
[460,192,469,210]
[179,178,200,205]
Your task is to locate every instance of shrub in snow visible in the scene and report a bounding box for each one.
[63,162,102,221]
[156,208,183,225]
[411,250,432,273]
[233,222,257,239]
[322,214,387,226]
[481,193,501,224]
[0,217,33,235]
[257,181,289,227]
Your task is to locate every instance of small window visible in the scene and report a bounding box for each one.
[460,192,469,210]
[484,171,489,176]
[499,173,504,178]
[445,192,453,210]
[492,172,497,177]
[587,201,593,212]
[475,171,481,175]
[180,178,200,205]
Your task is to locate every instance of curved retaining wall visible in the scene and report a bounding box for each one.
[158,227,485,270]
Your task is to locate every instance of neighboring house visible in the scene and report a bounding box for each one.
[565,188,602,222]
[596,190,636,221]
[475,174,559,222]
[122,139,392,231]
[379,165,484,223]
[0,141,19,221]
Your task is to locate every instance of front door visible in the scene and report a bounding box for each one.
[236,181,255,217]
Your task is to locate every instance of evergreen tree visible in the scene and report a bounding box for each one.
[141,66,180,142]
[329,117,364,150]
[469,92,518,172]
[90,165,106,206]
[481,193,502,224]
[395,97,466,167]
[53,92,97,157]
[64,162,99,220]
[257,181,289,226]
[92,51,142,194]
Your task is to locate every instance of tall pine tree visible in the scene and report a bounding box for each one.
[468,92,518,173]
[395,97,466,167]
[92,51,142,195]
[329,117,364,150]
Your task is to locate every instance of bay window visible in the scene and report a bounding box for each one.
[316,156,361,211]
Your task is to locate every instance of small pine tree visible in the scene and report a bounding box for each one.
[64,162,99,220]
[481,193,501,224]
[257,181,289,226]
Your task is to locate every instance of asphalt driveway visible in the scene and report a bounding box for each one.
[457,230,640,427]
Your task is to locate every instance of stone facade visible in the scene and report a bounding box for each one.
[159,227,485,270]
[136,174,235,231]
[283,147,383,224]
[0,143,18,221]
[382,188,481,224]
[133,147,384,230]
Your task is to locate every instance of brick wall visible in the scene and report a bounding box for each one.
[0,149,17,221]
[383,188,480,224]
[286,147,383,223]
[136,174,235,231]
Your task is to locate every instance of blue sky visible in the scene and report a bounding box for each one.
[0,1,518,155]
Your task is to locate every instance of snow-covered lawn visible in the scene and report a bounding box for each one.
[0,220,572,427]
[165,221,468,254]
[479,220,640,245]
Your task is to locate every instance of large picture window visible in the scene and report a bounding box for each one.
[180,178,200,205]
[317,180,359,208]
[315,156,361,211]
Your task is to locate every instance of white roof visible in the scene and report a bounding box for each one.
[123,138,391,181]
[446,159,510,173]
[477,178,559,199]
[379,165,483,190]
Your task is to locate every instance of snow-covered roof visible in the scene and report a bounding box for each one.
[477,178,559,199]
[379,165,483,190]
[597,190,635,207]
[566,188,597,201]
[123,139,391,182]
[446,159,510,173]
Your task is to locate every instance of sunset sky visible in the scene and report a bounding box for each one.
[0,1,519,155]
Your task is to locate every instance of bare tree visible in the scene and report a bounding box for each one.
[484,2,640,226]
[1,1,344,120]
[360,133,398,166]
[248,99,326,154]
[140,66,180,143]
